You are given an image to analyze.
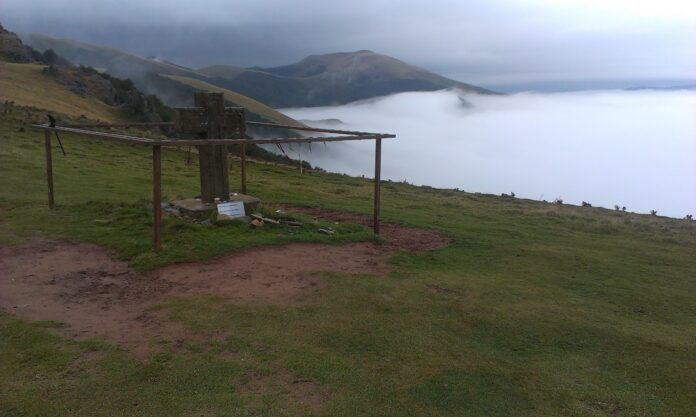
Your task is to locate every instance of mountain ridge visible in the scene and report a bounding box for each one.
[196,49,494,107]
[21,34,494,108]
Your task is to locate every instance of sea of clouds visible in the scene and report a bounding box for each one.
[278,89,696,218]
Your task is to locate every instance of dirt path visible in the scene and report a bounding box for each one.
[0,213,448,356]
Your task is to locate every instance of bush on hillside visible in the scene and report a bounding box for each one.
[42,49,58,65]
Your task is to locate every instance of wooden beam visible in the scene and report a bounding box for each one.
[62,122,175,128]
[58,120,389,138]
[44,129,54,209]
[33,125,154,145]
[246,121,382,136]
[152,145,162,251]
[32,125,395,147]
[373,138,382,235]
[151,134,395,147]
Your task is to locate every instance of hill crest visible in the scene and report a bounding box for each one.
[21,33,494,108]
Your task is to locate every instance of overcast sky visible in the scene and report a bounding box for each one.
[2,0,694,90]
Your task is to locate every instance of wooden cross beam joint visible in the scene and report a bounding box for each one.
[174,93,247,203]
[175,106,245,136]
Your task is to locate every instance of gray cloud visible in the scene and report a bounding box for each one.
[2,0,694,89]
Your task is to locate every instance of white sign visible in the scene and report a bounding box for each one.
[217,201,246,218]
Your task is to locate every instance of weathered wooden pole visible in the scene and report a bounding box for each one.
[175,94,246,198]
[191,93,230,203]
[240,144,247,194]
[373,138,382,235]
[44,129,54,209]
[152,145,162,251]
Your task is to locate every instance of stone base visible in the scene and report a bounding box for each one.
[172,193,261,220]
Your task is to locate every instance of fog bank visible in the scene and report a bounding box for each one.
[280,90,696,218]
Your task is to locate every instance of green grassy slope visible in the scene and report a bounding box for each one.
[20,33,299,125]
[1,112,695,416]
[197,64,252,79]
[162,74,305,126]
[0,63,122,122]
[21,33,197,79]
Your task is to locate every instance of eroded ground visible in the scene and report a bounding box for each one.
[0,213,448,357]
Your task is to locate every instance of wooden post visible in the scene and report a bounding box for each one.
[44,129,54,209]
[299,147,303,175]
[373,138,382,235]
[152,145,162,251]
[175,93,246,200]
[195,93,230,203]
[240,144,247,194]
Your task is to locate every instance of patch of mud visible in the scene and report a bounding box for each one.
[0,211,448,356]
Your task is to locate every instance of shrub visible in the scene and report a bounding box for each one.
[42,49,57,65]
[650,210,657,216]
[622,206,626,212]
[686,214,693,221]
[553,198,563,205]
[78,65,101,75]
[582,201,592,207]
[614,204,620,211]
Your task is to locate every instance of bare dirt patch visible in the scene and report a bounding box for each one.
[0,212,448,356]
[275,204,451,252]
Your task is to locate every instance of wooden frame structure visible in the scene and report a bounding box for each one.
[33,120,395,251]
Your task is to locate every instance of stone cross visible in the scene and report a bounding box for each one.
[175,93,246,203]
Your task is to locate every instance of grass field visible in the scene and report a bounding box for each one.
[1,111,694,416]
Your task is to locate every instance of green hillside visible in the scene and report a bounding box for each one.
[21,34,306,127]
[1,100,694,417]
[21,33,197,79]
[162,74,305,126]
[0,62,122,122]
[197,64,252,79]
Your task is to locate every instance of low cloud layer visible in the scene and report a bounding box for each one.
[2,0,695,89]
[280,89,696,218]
